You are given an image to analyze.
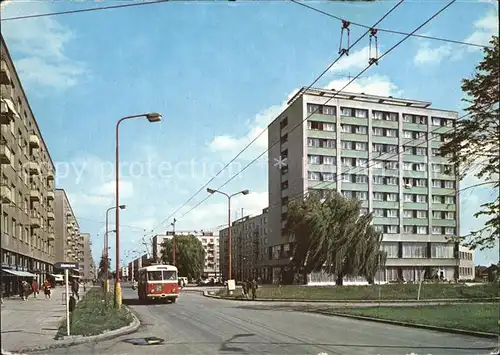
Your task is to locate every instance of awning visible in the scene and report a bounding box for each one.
[2,269,37,277]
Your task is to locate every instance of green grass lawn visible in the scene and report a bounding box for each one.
[327,304,500,334]
[216,282,499,301]
[56,288,133,339]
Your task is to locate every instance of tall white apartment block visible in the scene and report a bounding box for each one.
[267,87,460,283]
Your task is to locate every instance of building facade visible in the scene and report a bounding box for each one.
[54,189,82,270]
[219,208,269,282]
[458,245,475,280]
[152,231,220,278]
[267,87,460,284]
[1,35,56,292]
[80,232,95,281]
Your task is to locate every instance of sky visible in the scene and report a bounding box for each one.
[1,0,498,268]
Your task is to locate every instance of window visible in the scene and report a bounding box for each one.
[373,127,384,136]
[431,148,440,156]
[323,156,335,165]
[444,180,454,188]
[385,161,398,170]
[374,209,384,217]
[403,114,412,123]
[147,271,163,281]
[307,104,319,114]
[382,243,399,258]
[341,157,354,167]
[403,194,413,202]
[386,129,397,137]
[444,212,454,220]
[433,211,442,219]
[308,138,320,147]
[403,130,412,138]
[387,209,398,218]
[432,227,442,234]
[416,210,427,219]
[342,174,352,182]
[386,177,398,185]
[403,162,413,170]
[323,139,336,148]
[386,145,398,153]
[387,193,398,202]
[308,155,321,164]
[373,176,384,184]
[432,117,442,126]
[324,123,335,132]
[444,196,455,204]
[386,225,398,234]
[343,190,353,198]
[415,179,426,187]
[357,191,368,200]
[404,146,413,154]
[403,210,413,218]
[372,111,383,120]
[416,132,426,140]
[404,226,414,233]
[355,142,367,151]
[355,109,367,118]
[374,225,383,232]
[415,163,426,172]
[373,161,384,169]
[308,171,320,181]
[415,147,427,156]
[403,243,427,258]
[416,226,427,234]
[355,126,367,134]
[373,192,384,201]
[342,125,352,133]
[445,227,455,235]
[323,105,336,116]
[357,158,367,167]
[432,180,441,188]
[431,243,454,258]
[342,141,353,150]
[323,173,335,182]
[416,195,427,203]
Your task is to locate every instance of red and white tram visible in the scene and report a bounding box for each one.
[137,264,179,303]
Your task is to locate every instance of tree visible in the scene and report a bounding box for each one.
[286,190,385,285]
[98,255,111,280]
[161,235,205,279]
[440,35,499,250]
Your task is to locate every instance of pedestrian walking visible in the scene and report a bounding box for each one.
[31,279,39,299]
[241,280,248,299]
[250,278,258,300]
[71,277,80,301]
[43,279,51,300]
[21,280,31,301]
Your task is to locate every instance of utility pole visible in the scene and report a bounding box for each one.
[171,218,176,265]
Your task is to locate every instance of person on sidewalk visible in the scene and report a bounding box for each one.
[43,279,52,300]
[250,278,258,300]
[31,279,39,299]
[71,277,80,301]
[21,280,31,301]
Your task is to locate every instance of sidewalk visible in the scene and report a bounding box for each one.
[1,285,88,353]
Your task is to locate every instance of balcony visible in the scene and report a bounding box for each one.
[0,100,15,124]
[29,134,40,148]
[30,212,42,228]
[0,84,14,100]
[0,183,12,203]
[0,140,12,164]
[47,170,55,180]
[47,190,55,200]
[30,186,41,201]
[47,229,55,241]
[0,61,11,85]
[47,210,55,220]
[28,162,40,175]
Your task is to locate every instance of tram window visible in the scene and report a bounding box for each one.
[163,271,177,280]
[148,271,163,281]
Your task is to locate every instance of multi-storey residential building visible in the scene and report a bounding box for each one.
[1,35,56,295]
[458,245,475,280]
[219,208,269,281]
[80,232,95,281]
[54,189,82,270]
[151,231,220,278]
[267,87,460,284]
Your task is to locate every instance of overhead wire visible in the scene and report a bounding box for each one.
[147,0,406,236]
[172,0,458,224]
[290,0,493,49]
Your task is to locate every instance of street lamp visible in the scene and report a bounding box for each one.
[115,112,162,310]
[206,188,249,285]
[171,218,177,265]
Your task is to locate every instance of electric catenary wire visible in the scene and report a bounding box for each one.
[174,0,458,223]
[290,0,492,49]
[147,0,406,235]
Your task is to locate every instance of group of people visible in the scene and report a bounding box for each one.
[19,279,53,301]
[241,279,258,300]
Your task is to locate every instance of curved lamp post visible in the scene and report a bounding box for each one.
[115,112,161,309]
[206,188,249,282]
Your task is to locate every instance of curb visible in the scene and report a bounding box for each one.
[202,292,499,304]
[10,305,141,354]
[311,311,499,339]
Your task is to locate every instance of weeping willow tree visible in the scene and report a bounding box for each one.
[286,190,386,285]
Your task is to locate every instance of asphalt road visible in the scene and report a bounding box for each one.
[28,286,498,355]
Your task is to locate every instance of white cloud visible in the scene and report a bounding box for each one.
[414,42,454,65]
[208,89,299,154]
[326,74,402,97]
[1,1,87,89]
[464,9,499,52]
